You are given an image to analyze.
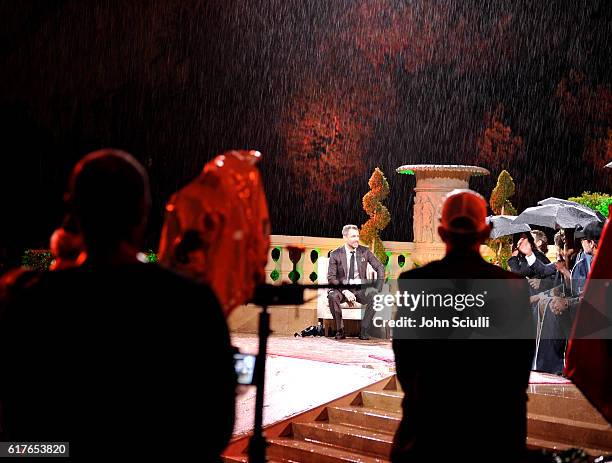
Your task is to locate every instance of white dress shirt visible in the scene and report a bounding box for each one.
[344,244,361,284]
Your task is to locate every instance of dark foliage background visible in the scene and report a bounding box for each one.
[1,0,610,268]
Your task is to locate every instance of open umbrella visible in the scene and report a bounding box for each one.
[537,197,606,222]
[514,202,602,229]
[486,215,531,239]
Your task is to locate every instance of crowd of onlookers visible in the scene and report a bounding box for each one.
[507,222,603,374]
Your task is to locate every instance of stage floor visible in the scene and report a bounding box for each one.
[230,334,573,437]
[230,334,395,436]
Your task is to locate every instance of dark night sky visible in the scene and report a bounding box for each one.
[1,0,611,265]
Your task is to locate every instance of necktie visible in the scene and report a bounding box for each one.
[349,251,356,280]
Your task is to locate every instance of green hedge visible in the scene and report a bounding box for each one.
[569,192,612,218]
[22,249,158,270]
[22,249,53,271]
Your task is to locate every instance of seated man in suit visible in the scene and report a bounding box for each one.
[327,224,385,340]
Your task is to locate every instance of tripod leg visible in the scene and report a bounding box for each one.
[248,305,270,463]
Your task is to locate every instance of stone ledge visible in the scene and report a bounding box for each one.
[228,304,318,335]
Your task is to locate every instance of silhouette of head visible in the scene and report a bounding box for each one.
[49,227,84,265]
[438,189,492,250]
[66,149,150,253]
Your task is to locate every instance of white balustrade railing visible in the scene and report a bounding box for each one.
[265,235,417,286]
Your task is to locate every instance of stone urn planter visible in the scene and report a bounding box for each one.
[396,164,490,264]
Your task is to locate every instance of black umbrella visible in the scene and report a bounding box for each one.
[486,215,531,239]
[514,202,602,229]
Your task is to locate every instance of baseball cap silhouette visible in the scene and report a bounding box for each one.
[439,189,489,234]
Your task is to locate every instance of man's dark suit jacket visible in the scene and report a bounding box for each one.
[392,249,535,463]
[327,244,385,291]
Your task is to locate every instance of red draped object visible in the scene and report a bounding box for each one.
[158,150,270,316]
[564,207,612,424]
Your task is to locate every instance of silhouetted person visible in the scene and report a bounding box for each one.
[48,219,85,271]
[567,221,603,297]
[0,149,236,461]
[392,189,535,463]
[531,230,571,375]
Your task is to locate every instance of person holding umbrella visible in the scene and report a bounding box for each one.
[553,220,603,303]
[506,229,569,374]
[529,229,574,374]
[485,215,531,266]
[532,221,604,374]
[507,233,555,285]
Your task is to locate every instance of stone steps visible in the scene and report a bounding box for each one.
[527,391,609,426]
[527,412,612,452]
[360,390,403,412]
[291,422,393,459]
[223,457,284,463]
[326,405,401,434]
[526,436,610,458]
[224,375,612,461]
[267,437,389,463]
